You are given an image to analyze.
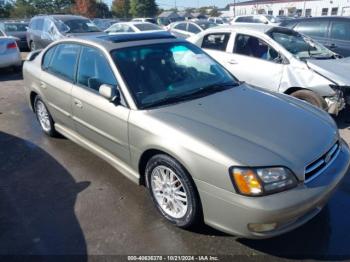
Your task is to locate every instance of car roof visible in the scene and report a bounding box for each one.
[33,15,88,21]
[284,16,350,23]
[58,31,180,51]
[208,23,276,33]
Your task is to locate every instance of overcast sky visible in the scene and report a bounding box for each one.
[156,0,233,9]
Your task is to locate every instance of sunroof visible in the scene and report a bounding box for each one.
[98,31,176,43]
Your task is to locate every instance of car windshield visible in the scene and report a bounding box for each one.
[134,23,162,31]
[4,23,28,32]
[196,21,218,30]
[111,42,238,109]
[56,19,100,33]
[268,29,336,60]
[145,18,157,24]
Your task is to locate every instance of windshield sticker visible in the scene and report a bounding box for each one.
[171,45,189,52]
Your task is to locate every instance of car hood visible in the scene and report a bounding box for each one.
[307,57,350,86]
[146,84,338,179]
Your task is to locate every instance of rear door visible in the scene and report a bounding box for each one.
[40,43,80,129]
[71,45,130,164]
[328,19,350,57]
[171,22,189,38]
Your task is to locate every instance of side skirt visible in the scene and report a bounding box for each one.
[55,123,140,184]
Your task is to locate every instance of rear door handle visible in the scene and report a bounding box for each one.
[327,43,337,49]
[74,99,83,108]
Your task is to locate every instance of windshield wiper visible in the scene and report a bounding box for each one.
[142,82,240,109]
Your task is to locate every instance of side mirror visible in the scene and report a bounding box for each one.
[99,84,120,104]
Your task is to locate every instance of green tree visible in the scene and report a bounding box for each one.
[96,1,111,18]
[130,0,157,17]
[112,0,130,18]
[209,7,221,17]
[0,2,14,18]
[10,0,36,18]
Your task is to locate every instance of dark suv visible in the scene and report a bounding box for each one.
[27,15,104,51]
[280,16,350,57]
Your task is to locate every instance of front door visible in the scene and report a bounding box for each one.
[227,33,285,92]
[71,45,130,164]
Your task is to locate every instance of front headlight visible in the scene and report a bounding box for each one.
[230,167,298,196]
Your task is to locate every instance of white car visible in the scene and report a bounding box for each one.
[168,20,218,39]
[0,32,22,71]
[208,17,231,25]
[233,15,281,25]
[189,24,350,114]
[131,18,157,24]
[105,22,163,34]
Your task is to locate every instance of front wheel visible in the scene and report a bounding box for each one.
[290,89,327,110]
[146,154,202,228]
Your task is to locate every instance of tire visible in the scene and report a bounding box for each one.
[12,65,22,73]
[290,89,328,110]
[30,41,36,52]
[34,96,58,137]
[145,154,202,228]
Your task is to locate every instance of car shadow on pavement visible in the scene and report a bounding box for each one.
[0,131,89,259]
[0,68,23,81]
[238,171,350,260]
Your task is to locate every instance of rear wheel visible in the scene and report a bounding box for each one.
[34,96,58,137]
[290,89,327,110]
[146,154,202,228]
[30,41,36,51]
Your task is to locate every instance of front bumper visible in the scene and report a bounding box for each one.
[196,140,350,239]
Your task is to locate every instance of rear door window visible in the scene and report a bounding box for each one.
[188,23,201,34]
[174,23,187,31]
[42,46,57,70]
[202,33,231,51]
[294,20,329,38]
[48,44,81,82]
[330,20,350,41]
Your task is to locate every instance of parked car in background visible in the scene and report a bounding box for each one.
[0,21,29,50]
[233,15,281,25]
[157,17,183,28]
[132,18,157,24]
[168,20,217,39]
[105,22,163,34]
[280,16,350,57]
[23,32,350,239]
[0,35,22,71]
[208,17,230,25]
[27,15,104,51]
[189,24,349,114]
[93,18,120,31]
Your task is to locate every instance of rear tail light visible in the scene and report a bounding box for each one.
[7,42,17,49]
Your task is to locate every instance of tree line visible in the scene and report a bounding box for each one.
[0,0,158,19]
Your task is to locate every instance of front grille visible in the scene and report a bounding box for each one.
[305,142,340,183]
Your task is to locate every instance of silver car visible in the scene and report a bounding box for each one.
[23,32,350,238]
[0,33,22,71]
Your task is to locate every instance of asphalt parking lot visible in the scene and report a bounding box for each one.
[1,63,350,260]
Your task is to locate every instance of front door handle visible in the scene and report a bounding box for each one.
[40,81,46,89]
[74,99,83,108]
[227,59,238,64]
